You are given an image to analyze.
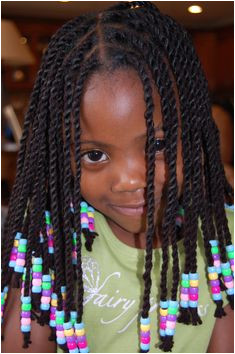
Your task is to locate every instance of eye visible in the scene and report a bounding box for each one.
[155,138,165,154]
[81,150,108,163]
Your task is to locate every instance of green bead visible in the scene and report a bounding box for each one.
[32,265,42,272]
[81,207,87,213]
[56,317,64,325]
[228,251,234,259]
[18,245,27,253]
[178,207,184,216]
[73,238,77,246]
[45,217,51,225]
[42,282,51,290]
[211,246,219,254]
[1,298,5,305]
[21,303,32,311]
[181,280,190,287]
[168,307,178,315]
[222,268,231,276]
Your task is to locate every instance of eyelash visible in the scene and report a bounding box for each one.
[81,138,165,164]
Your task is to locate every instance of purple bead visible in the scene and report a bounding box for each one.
[140,331,150,338]
[88,217,94,222]
[11,247,18,254]
[21,311,31,318]
[66,335,76,343]
[181,287,189,294]
[42,289,52,296]
[56,324,64,330]
[17,252,26,259]
[81,213,87,218]
[167,314,177,321]
[189,287,199,294]
[210,279,220,287]
[33,272,42,279]
[1,305,4,311]
[224,275,233,282]
[212,254,220,260]
[230,259,234,265]
[159,316,167,322]
[50,307,56,313]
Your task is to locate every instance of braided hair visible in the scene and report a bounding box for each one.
[1,2,233,352]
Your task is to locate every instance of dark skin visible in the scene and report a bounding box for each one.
[2,69,233,352]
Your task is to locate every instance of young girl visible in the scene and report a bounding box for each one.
[1,2,234,353]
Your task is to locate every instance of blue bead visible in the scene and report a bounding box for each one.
[209,240,218,247]
[21,325,31,332]
[75,322,84,330]
[88,207,95,212]
[70,311,77,319]
[180,300,189,308]
[226,288,234,295]
[182,273,189,280]
[212,293,222,301]
[32,286,41,293]
[19,239,27,245]
[57,337,66,345]
[224,203,234,211]
[81,223,89,229]
[140,343,150,351]
[189,273,199,280]
[51,293,57,300]
[15,232,22,239]
[42,274,51,282]
[80,202,88,208]
[9,261,16,268]
[14,265,24,273]
[70,349,79,353]
[21,296,31,304]
[61,286,66,293]
[49,320,56,327]
[216,267,222,274]
[226,244,234,252]
[34,257,43,265]
[72,259,77,265]
[189,301,198,308]
[56,310,65,317]
[169,300,178,308]
[80,348,89,353]
[4,286,8,293]
[48,248,54,254]
[160,300,168,308]
[45,211,51,217]
[40,303,50,311]
[159,329,166,337]
[221,262,230,269]
[140,317,150,325]
[63,322,72,330]
[208,266,216,273]
[165,328,175,336]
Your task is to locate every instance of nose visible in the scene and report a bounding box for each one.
[111,155,146,193]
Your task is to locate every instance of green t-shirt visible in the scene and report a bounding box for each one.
[59,208,233,353]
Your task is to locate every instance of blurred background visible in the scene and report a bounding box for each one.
[1,1,234,209]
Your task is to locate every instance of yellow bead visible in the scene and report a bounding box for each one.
[62,294,66,300]
[51,299,57,307]
[64,328,74,337]
[75,329,85,336]
[208,272,218,280]
[190,280,199,287]
[160,308,168,316]
[14,240,19,247]
[87,212,93,217]
[140,324,150,332]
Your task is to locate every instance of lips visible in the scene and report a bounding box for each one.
[110,202,146,216]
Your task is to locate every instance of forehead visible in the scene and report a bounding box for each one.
[80,69,163,144]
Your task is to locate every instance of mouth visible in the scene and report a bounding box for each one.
[110,202,147,217]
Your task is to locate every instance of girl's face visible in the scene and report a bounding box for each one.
[77,69,183,246]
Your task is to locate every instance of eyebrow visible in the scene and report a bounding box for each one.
[80,125,163,148]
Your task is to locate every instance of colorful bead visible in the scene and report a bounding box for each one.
[75,322,89,353]
[63,321,78,353]
[32,257,43,294]
[20,296,31,332]
[14,238,27,273]
[209,240,222,274]
[45,211,54,254]
[1,286,8,323]
[163,300,178,338]
[9,232,22,268]
[159,300,168,338]
[189,273,199,309]
[207,266,222,303]
[180,273,189,308]
[56,311,66,345]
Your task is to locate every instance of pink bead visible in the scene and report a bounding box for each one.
[89,224,95,231]
[231,265,234,272]
[214,260,221,267]
[56,331,65,338]
[211,286,221,294]
[166,321,176,330]
[67,342,77,350]
[16,258,25,266]
[21,318,31,325]
[180,294,189,301]
[32,279,42,286]
[41,296,50,304]
[189,294,198,301]
[48,240,54,247]
[160,322,166,330]
[79,341,88,349]
[225,281,234,289]
[81,217,89,224]
[10,254,17,261]
[141,337,150,344]
[50,314,56,320]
